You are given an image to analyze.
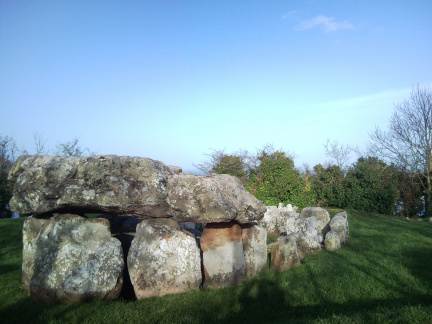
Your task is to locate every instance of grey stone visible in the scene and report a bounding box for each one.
[241,223,267,278]
[324,230,341,251]
[329,211,349,246]
[295,234,322,260]
[270,237,301,272]
[201,222,246,288]
[22,216,49,290]
[300,207,331,237]
[167,173,266,224]
[29,214,124,303]
[8,155,171,217]
[128,218,201,299]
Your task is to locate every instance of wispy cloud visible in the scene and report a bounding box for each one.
[297,15,353,32]
[282,10,299,20]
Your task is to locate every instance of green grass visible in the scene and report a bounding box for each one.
[1,210,432,323]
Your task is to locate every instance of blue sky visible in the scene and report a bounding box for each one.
[1,1,431,173]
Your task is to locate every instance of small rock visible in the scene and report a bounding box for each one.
[324,231,341,251]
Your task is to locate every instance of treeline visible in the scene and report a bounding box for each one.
[194,146,424,217]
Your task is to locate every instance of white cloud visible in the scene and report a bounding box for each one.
[297,15,353,32]
[282,10,299,20]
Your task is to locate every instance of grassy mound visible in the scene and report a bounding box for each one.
[1,210,431,323]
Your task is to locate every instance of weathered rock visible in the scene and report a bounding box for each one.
[295,216,318,238]
[29,214,124,303]
[324,230,341,251]
[167,173,266,223]
[8,155,172,217]
[300,207,331,237]
[270,237,301,272]
[260,205,299,237]
[167,165,182,174]
[22,216,49,290]
[241,223,267,278]
[295,234,322,260]
[201,222,246,288]
[128,218,201,298]
[329,211,349,246]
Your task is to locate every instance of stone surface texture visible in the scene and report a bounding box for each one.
[300,207,331,237]
[200,222,246,288]
[167,173,266,224]
[324,230,341,251]
[260,204,299,237]
[29,214,124,303]
[22,216,49,290]
[270,237,301,272]
[8,155,172,217]
[240,223,267,277]
[128,218,202,299]
[329,211,349,246]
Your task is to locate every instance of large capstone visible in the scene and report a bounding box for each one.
[201,222,246,288]
[8,155,172,217]
[29,214,124,303]
[167,173,266,223]
[128,218,202,299]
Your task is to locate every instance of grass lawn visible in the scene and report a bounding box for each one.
[1,210,431,323]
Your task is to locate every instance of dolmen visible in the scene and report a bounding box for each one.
[260,204,349,272]
[9,155,268,303]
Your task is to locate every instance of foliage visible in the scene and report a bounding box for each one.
[0,135,15,218]
[247,150,315,207]
[311,164,346,207]
[395,168,424,217]
[369,84,432,217]
[210,154,247,180]
[2,211,432,323]
[343,157,398,214]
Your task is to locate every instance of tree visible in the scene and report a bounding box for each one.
[193,148,250,182]
[246,150,315,207]
[311,164,346,208]
[55,136,95,157]
[323,139,353,172]
[369,85,432,217]
[344,157,398,214]
[0,135,16,218]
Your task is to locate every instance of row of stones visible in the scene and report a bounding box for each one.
[23,214,267,304]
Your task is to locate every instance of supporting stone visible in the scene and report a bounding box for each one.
[201,222,246,289]
[128,218,201,299]
[29,214,124,303]
[241,223,267,278]
[270,237,301,272]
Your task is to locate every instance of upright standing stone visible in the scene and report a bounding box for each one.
[324,231,341,251]
[30,214,124,303]
[270,237,301,272]
[300,207,331,237]
[329,211,349,246]
[241,223,267,278]
[201,222,246,288]
[22,216,49,290]
[128,218,201,298]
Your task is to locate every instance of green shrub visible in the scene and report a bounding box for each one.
[246,151,315,207]
[344,157,398,214]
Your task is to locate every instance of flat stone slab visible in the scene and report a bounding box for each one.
[9,155,172,217]
[167,173,266,223]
